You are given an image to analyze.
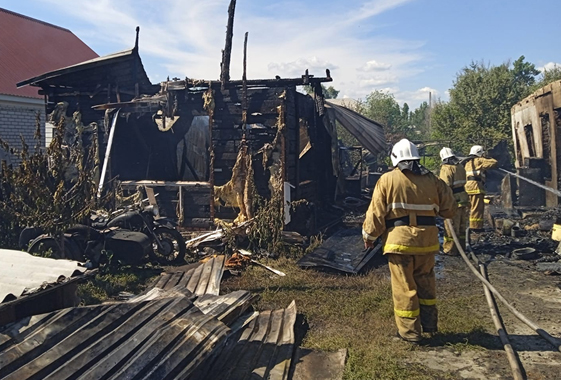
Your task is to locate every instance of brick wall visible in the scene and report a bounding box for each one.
[0,99,45,165]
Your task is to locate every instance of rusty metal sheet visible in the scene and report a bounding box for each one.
[0,249,86,303]
[0,289,255,380]
[293,348,347,380]
[297,228,382,274]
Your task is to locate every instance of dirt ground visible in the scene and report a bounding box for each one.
[222,231,561,379]
[412,253,561,379]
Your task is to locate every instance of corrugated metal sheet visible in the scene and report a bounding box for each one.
[0,289,256,380]
[153,255,225,296]
[188,301,297,380]
[0,7,98,98]
[325,100,388,155]
[297,228,382,273]
[0,249,86,303]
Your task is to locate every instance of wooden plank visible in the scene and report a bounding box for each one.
[120,180,211,188]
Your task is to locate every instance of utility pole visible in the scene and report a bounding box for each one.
[428,91,432,133]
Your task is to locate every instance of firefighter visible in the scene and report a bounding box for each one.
[464,145,498,230]
[439,147,469,255]
[363,139,456,343]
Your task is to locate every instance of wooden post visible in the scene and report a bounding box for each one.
[220,0,237,86]
[242,32,248,137]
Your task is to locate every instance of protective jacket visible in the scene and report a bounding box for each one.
[464,157,498,195]
[439,163,469,207]
[363,167,456,255]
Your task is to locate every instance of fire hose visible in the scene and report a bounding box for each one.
[464,227,524,380]
[446,219,561,355]
[498,168,561,198]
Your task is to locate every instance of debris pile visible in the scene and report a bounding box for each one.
[0,254,345,380]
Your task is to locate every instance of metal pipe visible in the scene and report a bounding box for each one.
[446,219,561,352]
[97,109,120,199]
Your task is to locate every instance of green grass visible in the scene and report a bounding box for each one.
[222,257,495,380]
[77,265,161,305]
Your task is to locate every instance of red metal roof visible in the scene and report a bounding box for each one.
[0,7,98,99]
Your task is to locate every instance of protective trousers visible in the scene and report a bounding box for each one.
[443,206,468,254]
[469,194,485,229]
[387,253,437,341]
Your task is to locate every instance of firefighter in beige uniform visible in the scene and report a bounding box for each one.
[439,147,469,255]
[363,139,456,343]
[464,145,498,230]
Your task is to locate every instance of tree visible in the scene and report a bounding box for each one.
[355,90,403,141]
[535,64,561,89]
[304,84,339,99]
[432,56,539,154]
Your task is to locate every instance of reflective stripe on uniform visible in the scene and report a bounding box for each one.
[466,170,481,176]
[470,218,484,222]
[419,298,437,306]
[384,243,440,253]
[386,203,439,213]
[466,189,485,195]
[362,229,377,241]
[443,236,454,242]
[394,308,420,318]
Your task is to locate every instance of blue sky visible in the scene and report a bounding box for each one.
[2,0,560,108]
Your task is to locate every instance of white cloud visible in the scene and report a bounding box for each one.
[36,0,429,105]
[359,75,399,87]
[396,87,438,105]
[538,62,561,72]
[268,57,337,78]
[357,60,392,72]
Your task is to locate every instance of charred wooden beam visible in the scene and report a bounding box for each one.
[220,0,237,86]
[161,75,333,92]
[92,97,165,111]
[242,31,248,136]
[219,76,332,88]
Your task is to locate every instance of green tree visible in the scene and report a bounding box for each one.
[432,56,539,154]
[355,90,403,141]
[534,64,561,89]
[409,101,430,139]
[304,84,339,99]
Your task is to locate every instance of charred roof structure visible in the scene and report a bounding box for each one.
[18,0,386,232]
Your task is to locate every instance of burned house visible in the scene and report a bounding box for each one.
[18,8,386,233]
[511,80,561,207]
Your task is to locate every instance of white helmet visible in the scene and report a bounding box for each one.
[391,138,420,166]
[469,145,484,157]
[439,147,455,161]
